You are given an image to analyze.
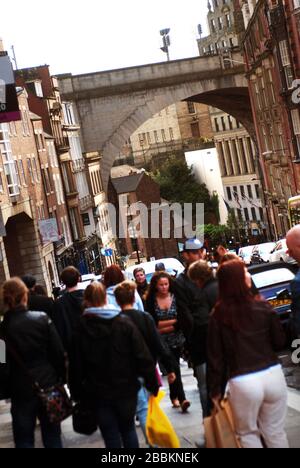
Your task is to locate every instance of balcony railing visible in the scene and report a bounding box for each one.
[55,135,70,153]
[54,235,66,250]
[80,194,93,211]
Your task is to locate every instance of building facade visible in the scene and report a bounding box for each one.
[0,87,58,292]
[197,0,265,238]
[241,0,300,239]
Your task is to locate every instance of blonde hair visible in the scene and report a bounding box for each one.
[84,281,106,308]
[2,278,28,310]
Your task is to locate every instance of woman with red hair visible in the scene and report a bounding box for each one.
[208,260,289,449]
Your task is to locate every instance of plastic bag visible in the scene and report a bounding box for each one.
[146,390,180,448]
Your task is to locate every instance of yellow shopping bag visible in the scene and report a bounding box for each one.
[146,390,180,448]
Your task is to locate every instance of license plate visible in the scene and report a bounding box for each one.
[268,298,292,308]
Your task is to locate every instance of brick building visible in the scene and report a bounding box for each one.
[108,172,179,265]
[0,87,58,292]
[241,0,300,238]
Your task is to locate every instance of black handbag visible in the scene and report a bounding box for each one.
[72,402,98,435]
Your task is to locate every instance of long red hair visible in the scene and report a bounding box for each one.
[214,260,256,330]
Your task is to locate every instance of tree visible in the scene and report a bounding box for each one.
[197,224,230,247]
[152,157,219,223]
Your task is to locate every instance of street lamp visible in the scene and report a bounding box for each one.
[160,29,171,61]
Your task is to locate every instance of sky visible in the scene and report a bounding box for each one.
[1,0,209,76]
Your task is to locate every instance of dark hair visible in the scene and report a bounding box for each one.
[84,282,106,308]
[3,278,28,310]
[60,267,81,288]
[34,284,47,296]
[145,272,175,316]
[214,260,255,330]
[115,281,136,307]
[103,265,124,288]
[21,275,36,290]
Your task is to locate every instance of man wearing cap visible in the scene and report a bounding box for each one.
[175,238,210,421]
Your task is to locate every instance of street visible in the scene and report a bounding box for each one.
[0,359,300,449]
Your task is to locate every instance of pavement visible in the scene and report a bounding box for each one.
[0,360,300,449]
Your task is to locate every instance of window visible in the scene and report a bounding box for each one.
[279,40,294,88]
[42,168,50,194]
[218,17,223,30]
[294,0,300,7]
[18,160,26,185]
[247,185,253,199]
[228,115,233,130]
[244,208,250,221]
[191,122,200,138]
[81,213,91,226]
[211,19,216,33]
[169,128,174,140]
[221,117,226,131]
[251,208,257,221]
[291,109,300,153]
[63,102,76,126]
[32,157,40,183]
[0,124,20,196]
[226,187,232,201]
[147,132,151,145]
[21,109,30,136]
[70,209,79,240]
[240,186,245,199]
[187,102,195,114]
[259,207,264,220]
[214,118,220,132]
[154,130,159,143]
[225,14,231,28]
[161,129,166,141]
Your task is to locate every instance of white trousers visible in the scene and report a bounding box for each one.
[228,365,289,449]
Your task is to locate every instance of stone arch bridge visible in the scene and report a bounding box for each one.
[58,52,251,188]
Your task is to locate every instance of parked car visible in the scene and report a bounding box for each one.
[251,242,276,264]
[248,262,298,324]
[125,258,185,283]
[238,245,255,265]
[269,239,297,265]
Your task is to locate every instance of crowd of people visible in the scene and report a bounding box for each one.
[1,225,300,449]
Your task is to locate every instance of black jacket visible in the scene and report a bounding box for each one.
[52,289,84,352]
[70,313,159,402]
[0,306,65,401]
[122,309,176,374]
[175,272,219,366]
[28,293,55,320]
[208,301,286,398]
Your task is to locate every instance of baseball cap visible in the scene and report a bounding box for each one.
[184,238,204,251]
[155,262,166,272]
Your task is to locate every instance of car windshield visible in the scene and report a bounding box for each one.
[252,268,295,289]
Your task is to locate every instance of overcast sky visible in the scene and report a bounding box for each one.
[1,0,209,76]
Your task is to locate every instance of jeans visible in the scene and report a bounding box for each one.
[193,363,210,418]
[96,396,139,449]
[11,397,63,449]
[169,348,186,404]
[228,365,289,448]
[136,385,149,441]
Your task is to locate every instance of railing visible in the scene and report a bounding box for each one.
[79,194,93,211]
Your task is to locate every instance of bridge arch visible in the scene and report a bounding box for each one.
[58,54,253,188]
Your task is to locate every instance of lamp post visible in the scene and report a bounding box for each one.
[160,29,171,61]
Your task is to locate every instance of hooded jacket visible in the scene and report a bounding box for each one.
[106,286,144,312]
[52,289,84,352]
[69,306,159,402]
